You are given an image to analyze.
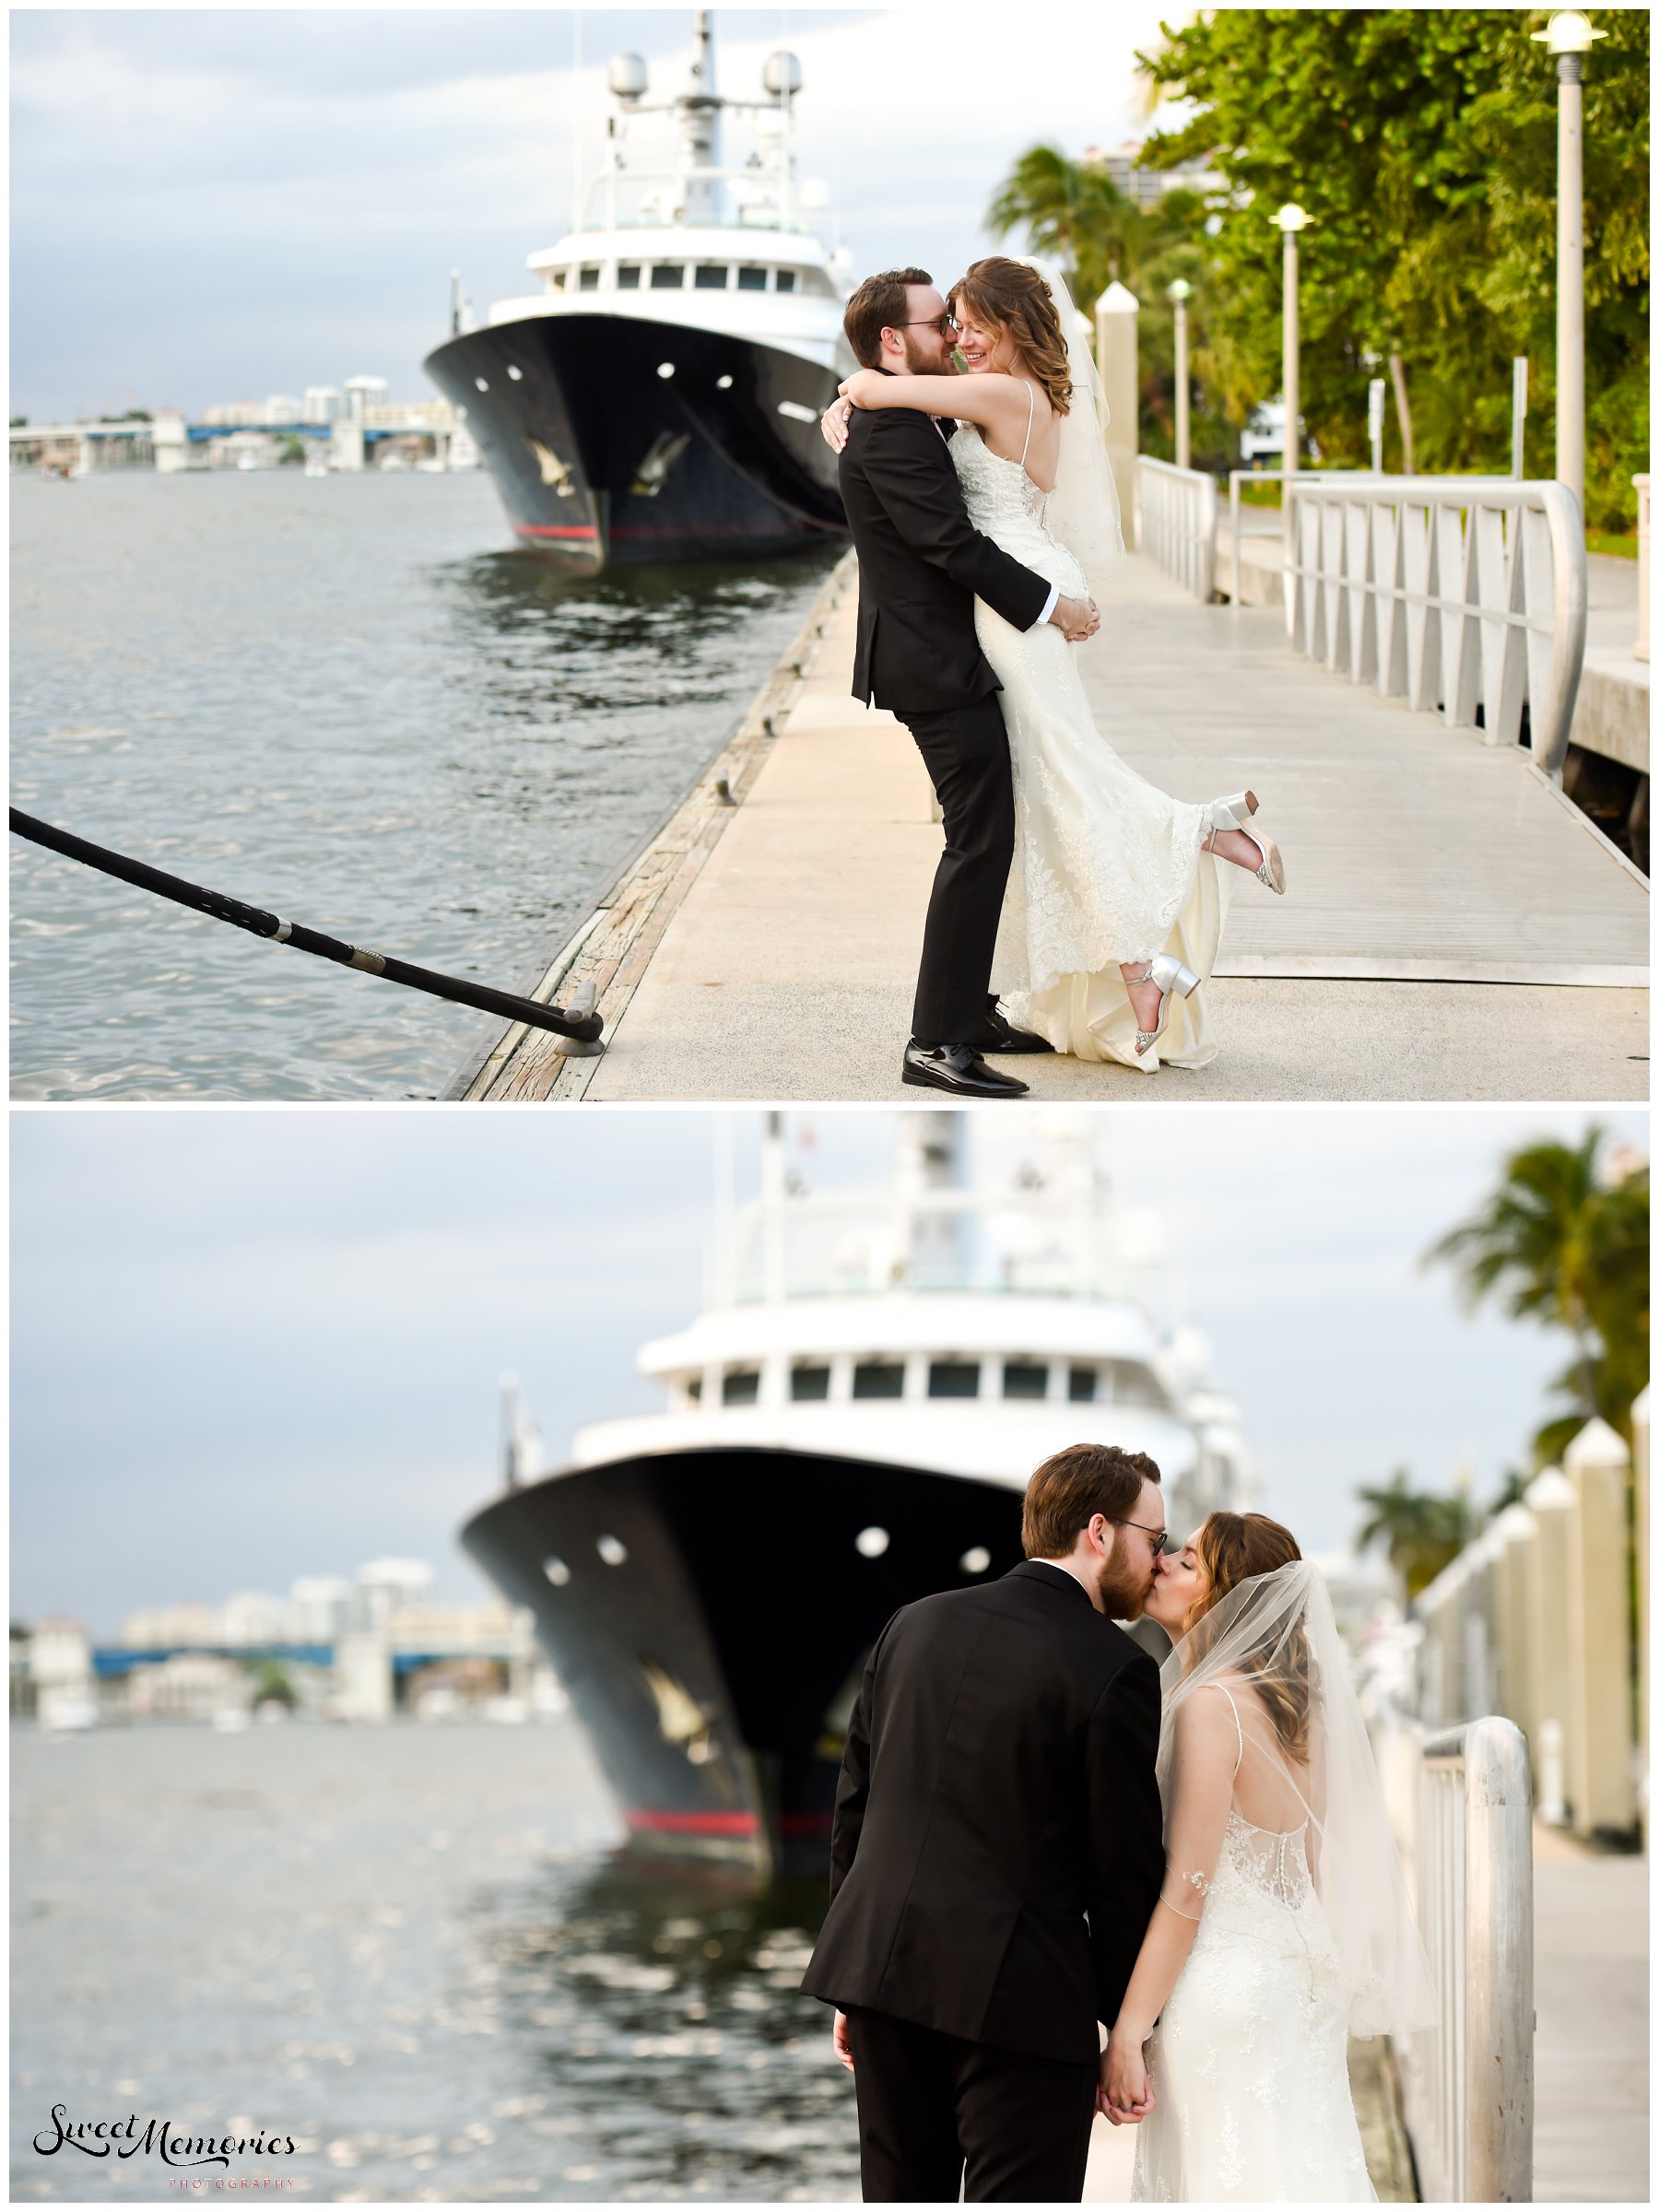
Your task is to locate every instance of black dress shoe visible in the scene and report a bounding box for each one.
[977,1009,1056,1054]
[901,1041,1030,1098]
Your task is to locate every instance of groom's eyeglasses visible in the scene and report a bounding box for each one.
[900,313,959,335]
[1112,1517,1172,1555]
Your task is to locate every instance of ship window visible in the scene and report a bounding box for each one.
[547,269,567,292]
[791,1364,831,1402]
[618,264,642,289]
[579,265,602,291]
[1068,1364,1098,1403]
[737,265,768,292]
[722,1370,760,1406]
[776,269,797,293]
[695,264,730,290]
[651,264,686,288]
[852,1360,903,1400]
[544,1557,571,1587]
[1005,1361,1050,1400]
[686,1377,701,1402]
[928,1360,980,1399]
[959,1547,992,1576]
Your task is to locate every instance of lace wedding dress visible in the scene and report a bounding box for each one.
[1129,1760,1375,2200]
[1123,1559,1439,2202]
[951,409,1236,1070]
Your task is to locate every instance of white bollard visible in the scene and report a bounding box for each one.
[1537,1717,1567,1825]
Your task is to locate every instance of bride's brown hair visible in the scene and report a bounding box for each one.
[948,258,1073,417]
[1183,1512,1314,1760]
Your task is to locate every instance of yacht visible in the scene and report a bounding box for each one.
[423,12,854,571]
[458,1113,1251,1879]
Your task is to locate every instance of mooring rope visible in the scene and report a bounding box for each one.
[9,808,604,1047]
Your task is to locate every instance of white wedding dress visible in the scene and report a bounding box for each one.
[1128,1690,1375,2201]
[950,413,1235,1069]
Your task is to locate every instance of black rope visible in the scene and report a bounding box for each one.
[10,809,604,1046]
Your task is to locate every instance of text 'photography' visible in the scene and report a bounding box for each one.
[10,1107,1650,2203]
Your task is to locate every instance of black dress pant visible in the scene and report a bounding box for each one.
[899,694,1016,1047]
[845,2005,1098,2204]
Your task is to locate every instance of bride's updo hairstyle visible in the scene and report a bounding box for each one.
[1182,1512,1314,1759]
[949,258,1073,416]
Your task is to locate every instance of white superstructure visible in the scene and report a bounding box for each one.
[569,1115,1252,1532]
[467,13,854,379]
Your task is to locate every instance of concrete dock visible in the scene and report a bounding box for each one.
[461,547,1647,1103]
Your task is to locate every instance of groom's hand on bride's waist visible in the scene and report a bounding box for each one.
[1051,593,1100,642]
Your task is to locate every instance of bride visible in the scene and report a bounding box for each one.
[1103,1512,1437,2202]
[821,255,1285,1070]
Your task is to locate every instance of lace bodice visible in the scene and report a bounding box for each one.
[951,423,1082,591]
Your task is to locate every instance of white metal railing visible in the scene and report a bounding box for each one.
[1225,467,1384,607]
[1635,475,1650,664]
[1135,456,1218,601]
[1285,477,1588,777]
[1378,1711,1535,2203]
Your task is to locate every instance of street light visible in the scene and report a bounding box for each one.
[1532,10,1606,524]
[1271,204,1312,485]
[1168,278,1192,471]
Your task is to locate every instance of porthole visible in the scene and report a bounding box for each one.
[544,1557,571,1587]
[959,1547,992,1576]
[716,374,734,390]
[777,399,817,423]
[855,1527,889,1559]
[475,377,489,393]
[507,364,524,382]
[597,1534,628,1566]
[657,362,677,380]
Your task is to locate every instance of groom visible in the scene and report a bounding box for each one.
[835,268,1100,1100]
[800,1443,1167,2202]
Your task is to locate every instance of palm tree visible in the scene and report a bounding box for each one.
[984,146,1140,306]
[1425,1127,1650,1453]
[1356,1468,1473,1599]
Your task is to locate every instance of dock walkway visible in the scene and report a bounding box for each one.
[464,549,1647,1103]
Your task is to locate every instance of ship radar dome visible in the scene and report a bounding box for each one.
[763,49,803,99]
[608,52,648,101]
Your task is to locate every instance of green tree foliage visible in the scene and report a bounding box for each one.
[1425,1124,1650,1463]
[1355,1467,1474,1597]
[1132,8,1649,527]
[984,157,1233,469]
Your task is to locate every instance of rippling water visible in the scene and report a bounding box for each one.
[10,472,839,1100]
[11,1720,858,2202]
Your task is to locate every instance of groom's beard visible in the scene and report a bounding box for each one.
[1097,1551,1154,1621]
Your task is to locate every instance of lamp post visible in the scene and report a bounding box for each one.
[1167,278,1192,470]
[1271,204,1311,485]
[1532,10,1606,524]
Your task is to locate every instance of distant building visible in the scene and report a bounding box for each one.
[302,386,343,424]
[264,394,301,426]
[1084,138,1221,211]
[202,400,266,428]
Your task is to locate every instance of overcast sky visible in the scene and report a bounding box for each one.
[13,1104,1639,1638]
[9,4,1184,421]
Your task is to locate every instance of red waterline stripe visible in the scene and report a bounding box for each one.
[627,1809,759,1835]
[514,524,599,539]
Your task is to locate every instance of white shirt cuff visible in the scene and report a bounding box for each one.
[1035,582,1060,628]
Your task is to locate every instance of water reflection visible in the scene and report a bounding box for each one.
[477,1855,855,2201]
[10,474,839,1099]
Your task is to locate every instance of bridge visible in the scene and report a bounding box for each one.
[11,401,463,475]
[458,467,1647,1106]
[92,1634,521,1677]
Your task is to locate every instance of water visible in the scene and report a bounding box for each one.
[11,1719,858,2203]
[10,471,839,1100]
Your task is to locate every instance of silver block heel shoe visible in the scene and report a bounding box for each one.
[1127,953,1203,1059]
[1206,788,1285,895]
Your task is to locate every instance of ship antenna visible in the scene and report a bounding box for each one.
[712,1112,736,1308]
[761,1109,786,1305]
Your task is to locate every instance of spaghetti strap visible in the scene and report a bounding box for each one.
[1216,1683,1244,1776]
[1018,380,1036,470]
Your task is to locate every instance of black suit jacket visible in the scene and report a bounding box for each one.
[799,1559,1165,2065]
[838,385,1053,715]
